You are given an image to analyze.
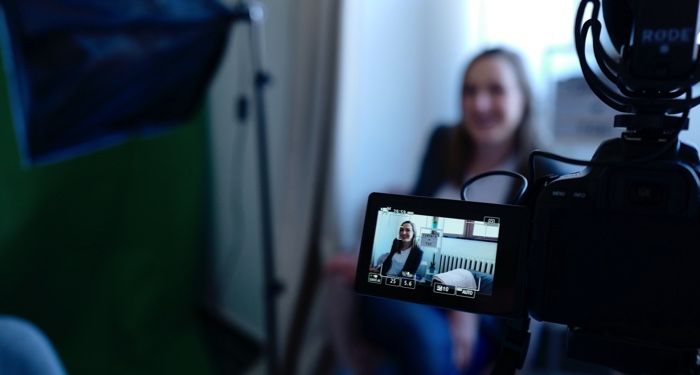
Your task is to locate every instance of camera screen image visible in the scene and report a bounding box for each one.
[355,192,529,317]
[367,208,500,298]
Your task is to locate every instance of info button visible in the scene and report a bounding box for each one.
[571,191,588,200]
[368,273,382,284]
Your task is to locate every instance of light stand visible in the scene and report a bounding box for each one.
[230,3,281,374]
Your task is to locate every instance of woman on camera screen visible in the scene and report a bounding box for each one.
[371,220,424,277]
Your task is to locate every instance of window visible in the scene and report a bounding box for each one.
[472,221,499,239]
[443,218,466,236]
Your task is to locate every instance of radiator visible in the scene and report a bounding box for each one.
[438,254,494,275]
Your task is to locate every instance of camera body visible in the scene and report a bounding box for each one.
[354,136,700,373]
[355,139,700,343]
[527,136,700,348]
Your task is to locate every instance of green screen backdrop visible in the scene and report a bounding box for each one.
[0,65,216,374]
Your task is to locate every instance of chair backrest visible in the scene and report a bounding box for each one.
[415,261,428,279]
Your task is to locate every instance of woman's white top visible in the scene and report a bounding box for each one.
[380,246,412,276]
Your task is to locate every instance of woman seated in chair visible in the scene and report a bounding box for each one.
[327,47,538,374]
[370,221,423,277]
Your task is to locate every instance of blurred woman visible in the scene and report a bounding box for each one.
[413,47,535,201]
[327,47,537,375]
[365,47,536,375]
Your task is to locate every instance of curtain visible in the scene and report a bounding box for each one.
[205,0,342,373]
[277,0,342,372]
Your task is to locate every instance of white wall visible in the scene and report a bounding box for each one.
[370,211,408,266]
[335,1,472,250]
[682,108,700,151]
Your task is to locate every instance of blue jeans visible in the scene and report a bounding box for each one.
[360,297,457,374]
[0,316,66,375]
[359,297,503,375]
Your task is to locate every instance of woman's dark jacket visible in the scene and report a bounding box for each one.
[380,240,424,276]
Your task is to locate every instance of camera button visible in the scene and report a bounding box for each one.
[571,191,588,200]
[551,190,567,198]
[455,287,476,298]
[433,283,455,295]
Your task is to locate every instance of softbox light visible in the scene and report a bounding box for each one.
[0,0,235,164]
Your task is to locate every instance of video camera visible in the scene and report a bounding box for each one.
[354,0,700,373]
